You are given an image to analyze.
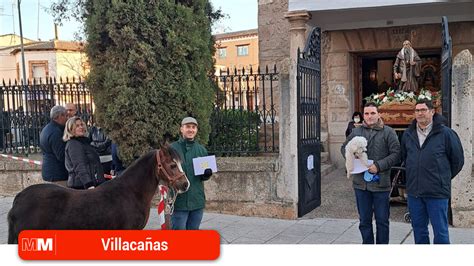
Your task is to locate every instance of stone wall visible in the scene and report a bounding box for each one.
[0,159,43,196]
[258,0,290,74]
[205,156,296,219]
[258,0,291,130]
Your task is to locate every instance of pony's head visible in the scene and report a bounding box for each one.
[156,144,190,193]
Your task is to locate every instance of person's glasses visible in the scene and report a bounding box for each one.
[414,108,429,113]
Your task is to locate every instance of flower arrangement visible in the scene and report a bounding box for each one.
[364,88,441,106]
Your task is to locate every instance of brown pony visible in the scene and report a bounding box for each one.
[7,145,189,244]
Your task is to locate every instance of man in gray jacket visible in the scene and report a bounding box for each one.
[341,102,400,244]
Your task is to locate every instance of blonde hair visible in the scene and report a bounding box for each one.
[63,116,86,141]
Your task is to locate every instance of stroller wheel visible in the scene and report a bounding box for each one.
[404,212,411,223]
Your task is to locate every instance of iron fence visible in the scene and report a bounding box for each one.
[0,68,279,156]
[0,77,94,155]
[208,66,279,156]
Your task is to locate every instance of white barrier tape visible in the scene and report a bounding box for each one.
[0,154,42,166]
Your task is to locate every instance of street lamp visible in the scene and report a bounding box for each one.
[17,0,30,155]
[17,0,27,85]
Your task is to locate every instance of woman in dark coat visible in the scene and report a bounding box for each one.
[345,111,363,137]
[63,117,105,189]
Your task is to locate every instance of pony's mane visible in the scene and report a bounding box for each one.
[117,145,180,177]
[121,150,156,175]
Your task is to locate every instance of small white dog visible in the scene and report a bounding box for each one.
[345,136,369,178]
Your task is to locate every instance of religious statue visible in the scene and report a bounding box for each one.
[393,40,421,92]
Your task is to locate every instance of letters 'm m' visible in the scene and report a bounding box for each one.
[21,238,53,252]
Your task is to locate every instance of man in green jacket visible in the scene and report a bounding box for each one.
[171,117,212,230]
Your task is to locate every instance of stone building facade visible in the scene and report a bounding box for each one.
[258,0,474,225]
[259,0,474,166]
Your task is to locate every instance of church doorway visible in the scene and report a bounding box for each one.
[353,49,442,113]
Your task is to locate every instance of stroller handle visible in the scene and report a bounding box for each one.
[391,166,406,171]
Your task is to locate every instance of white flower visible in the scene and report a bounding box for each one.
[399,96,405,101]
[419,94,426,99]
[382,97,388,103]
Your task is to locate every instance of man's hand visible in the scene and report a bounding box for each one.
[203,168,212,177]
[201,168,213,181]
[368,164,378,174]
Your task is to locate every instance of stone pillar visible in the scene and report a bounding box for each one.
[451,49,474,228]
[277,10,310,218]
[326,51,351,168]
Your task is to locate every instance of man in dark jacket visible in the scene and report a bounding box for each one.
[401,99,464,244]
[39,106,68,184]
[171,117,212,230]
[341,102,400,244]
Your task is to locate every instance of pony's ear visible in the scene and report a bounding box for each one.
[162,132,173,143]
[160,141,170,150]
[160,141,171,156]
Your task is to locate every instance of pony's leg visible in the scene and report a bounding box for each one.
[164,214,171,230]
[7,212,18,244]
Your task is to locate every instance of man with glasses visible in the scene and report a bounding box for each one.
[401,99,464,244]
[341,102,400,244]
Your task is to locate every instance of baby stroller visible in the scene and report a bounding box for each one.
[390,165,411,223]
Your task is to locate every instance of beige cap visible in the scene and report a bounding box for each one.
[181,117,198,126]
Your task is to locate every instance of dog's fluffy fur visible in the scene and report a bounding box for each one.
[345,136,369,178]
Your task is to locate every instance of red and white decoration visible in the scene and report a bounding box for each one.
[157,185,169,230]
[0,154,42,165]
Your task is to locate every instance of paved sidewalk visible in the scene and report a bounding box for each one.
[2,196,473,244]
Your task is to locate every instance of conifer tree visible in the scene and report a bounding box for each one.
[83,0,216,162]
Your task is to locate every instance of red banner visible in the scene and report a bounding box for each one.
[18,230,220,260]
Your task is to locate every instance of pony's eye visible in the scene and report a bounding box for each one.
[174,159,184,173]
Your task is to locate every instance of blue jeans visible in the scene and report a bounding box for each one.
[407,196,450,244]
[171,209,204,230]
[354,189,390,244]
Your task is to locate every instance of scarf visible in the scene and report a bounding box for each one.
[363,118,384,130]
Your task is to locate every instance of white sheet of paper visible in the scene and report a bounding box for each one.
[351,159,374,174]
[192,155,218,175]
[307,155,314,170]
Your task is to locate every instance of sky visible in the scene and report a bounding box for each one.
[0,0,257,41]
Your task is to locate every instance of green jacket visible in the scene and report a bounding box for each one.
[171,138,209,211]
